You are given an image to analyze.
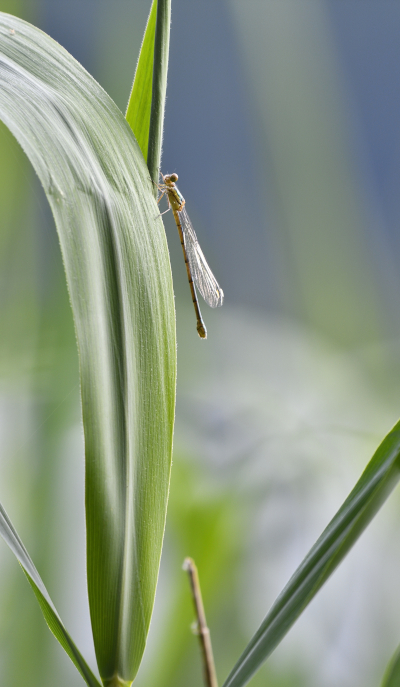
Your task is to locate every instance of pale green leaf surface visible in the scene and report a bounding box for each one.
[0,12,176,687]
[381,644,400,687]
[125,0,157,162]
[0,501,102,687]
[223,421,400,687]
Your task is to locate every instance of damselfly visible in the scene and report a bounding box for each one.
[158,172,224,339]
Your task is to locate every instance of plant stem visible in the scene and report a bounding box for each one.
[183,558,218,687]
[147,0,171,193]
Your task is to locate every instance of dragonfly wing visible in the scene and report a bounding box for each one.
[179,207,224,308]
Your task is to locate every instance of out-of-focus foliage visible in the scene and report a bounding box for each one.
[142,310,400,687]
[382,643,400,687]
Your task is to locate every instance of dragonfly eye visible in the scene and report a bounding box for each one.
[170,173,178,183]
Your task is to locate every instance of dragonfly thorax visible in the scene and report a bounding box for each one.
[162,173,185,211]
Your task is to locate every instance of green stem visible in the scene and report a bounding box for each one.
[183,558,219,687]
[147,0,171,194]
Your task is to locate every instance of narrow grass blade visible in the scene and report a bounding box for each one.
[222,421,400,687]
[147,0,171,188]
[381,645,400,687]
[0,501,101,687]
[125,0,171,193]
[125,0,157,162]
[0,12,176,687]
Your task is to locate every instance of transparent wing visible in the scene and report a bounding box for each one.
[179,207,224,308]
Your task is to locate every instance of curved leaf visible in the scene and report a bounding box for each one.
[0,11,176,687]
[222,421,400,687]
[0,502,101,687]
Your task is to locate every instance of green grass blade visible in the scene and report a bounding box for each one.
[0,12,176,687]
[0,501,102,687]
[381,645,400,687]
[222,421,400,687]
[147,0,171,189]
[125,0,171,193]
[125,0,157,162]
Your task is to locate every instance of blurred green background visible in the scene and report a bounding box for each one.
[1,1,400,686]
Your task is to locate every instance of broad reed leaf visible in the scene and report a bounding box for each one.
[0,12,176,687]
[125,0,170,191]
[222,421,400,687]
[0,502,102,687]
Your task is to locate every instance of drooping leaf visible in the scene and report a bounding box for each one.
[0,11,176,687]
[0,502,102,687]
[222,421,400,687]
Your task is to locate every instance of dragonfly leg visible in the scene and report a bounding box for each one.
[149,175,165,195]
[154,206,171,220]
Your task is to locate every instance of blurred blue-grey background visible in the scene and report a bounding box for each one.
[1,1,400,686]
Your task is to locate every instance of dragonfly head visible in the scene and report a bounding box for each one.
[164,172,178,186]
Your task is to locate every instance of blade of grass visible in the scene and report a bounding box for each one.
[381,645,400,687]
[0,11,176,687]
[125,0,171,193]
[147,0,170,189]
[0,501,102,687]
[125,0,157,162]
[222,421,400,687]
